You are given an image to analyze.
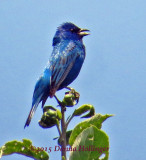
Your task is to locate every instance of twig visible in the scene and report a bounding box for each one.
[66,114,74,128]
[60,105,66,160]
[54,95,66,160]
[56,121,61,136]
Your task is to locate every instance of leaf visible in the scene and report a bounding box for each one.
[43,106,56,112]
[73,104,95,118]
[43,106,62,120]
[69,114,113,146]
[39,106,62,128]
[69,126,109,160]
[0,139,49,160]
[62,89,80,107]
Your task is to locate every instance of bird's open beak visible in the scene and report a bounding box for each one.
[78,29,90,36]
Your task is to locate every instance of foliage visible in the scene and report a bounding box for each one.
[69,126,109,160]
[0,139,49,160]
[69,114,113,146]
[0,88,113,160]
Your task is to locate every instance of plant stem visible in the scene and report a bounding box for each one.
[54,95,67,160]
[56,121,61,136]
[66,114,74,128]
[61,105,66,160]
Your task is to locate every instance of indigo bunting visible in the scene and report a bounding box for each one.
[24,22,89,128]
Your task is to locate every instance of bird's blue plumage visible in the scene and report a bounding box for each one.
[24,22,89,128]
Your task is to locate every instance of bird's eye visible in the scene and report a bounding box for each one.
[70,29,74,32]
[70,28,79,33]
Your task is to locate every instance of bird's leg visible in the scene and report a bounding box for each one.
[54,95,62,106]
[54,95,66,111]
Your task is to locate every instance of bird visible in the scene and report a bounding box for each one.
[24,22,90,128]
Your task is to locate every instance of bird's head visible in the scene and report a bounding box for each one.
[53,22,90,43]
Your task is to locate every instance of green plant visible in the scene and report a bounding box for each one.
[0,88,113,160]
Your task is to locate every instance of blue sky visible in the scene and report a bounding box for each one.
[0,0,146,159]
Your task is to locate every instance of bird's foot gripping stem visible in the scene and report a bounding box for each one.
[54,95,66,111]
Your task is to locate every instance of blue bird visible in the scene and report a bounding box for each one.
[24,22,89,128]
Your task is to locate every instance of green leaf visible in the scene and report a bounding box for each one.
[62,89,80,107]
[43,106,62,120]
[62,156,66,160]
[39,106,62,128]
[69,114,113,146]
[69,126,109,160]
[56,109,62,120]
[0,139,49,160]
[43,106,56,112]
[73,104,95,118]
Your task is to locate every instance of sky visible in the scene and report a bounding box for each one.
[0,0,146,159]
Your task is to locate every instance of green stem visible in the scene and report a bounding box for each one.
[54,95,67,160]
[66,114,74,128]
[61,105,66,160]
[56,120,61,136]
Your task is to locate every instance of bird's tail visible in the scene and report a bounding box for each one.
[24,96,41,128]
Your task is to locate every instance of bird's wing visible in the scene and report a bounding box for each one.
[24,69,51,128]
[32,68,51,105]
[49,41,80,96]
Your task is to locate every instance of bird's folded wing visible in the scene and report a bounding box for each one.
[50,41,80,93]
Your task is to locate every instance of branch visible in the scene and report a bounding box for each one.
[54,95,67,160]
